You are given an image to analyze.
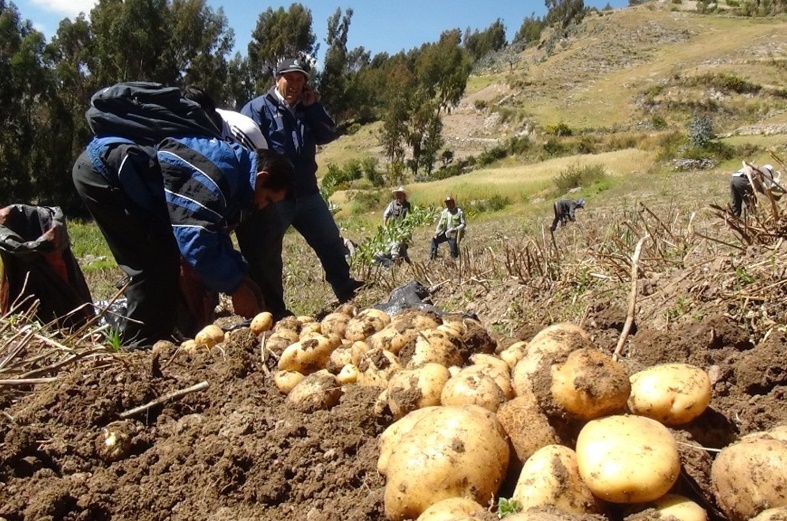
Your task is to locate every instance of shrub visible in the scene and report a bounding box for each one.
[651,115,668,130]
[554,163,608,194]
[508,135,534,156]
[474,99,488,110]
[467,194,511,216]
[477,145,508,167]
[542,138,570,158]
[348,190,383,215]
[544,122,573,136]
[687,114,714,148]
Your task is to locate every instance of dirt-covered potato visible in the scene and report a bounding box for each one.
[368,326,412,355]
[749,507,787,520]
[194,324,224,348]
[379,405,510,521]
[273,370,305,394]
[513,444,602,515]
[378,407,437,474]
[278,335,337,374]
[286,371,342,412]
[298,320,322,339]
[628,363,711,426]
[626,493,707,521]
[407,329,463,368]
[416,496,486,521]
[321,312,351,337]
[500,341,528,369]
[97,420,136,462]
[496,394,558,468]
[468,353,513,398]
[250,311,274,335]
[545,348,630,421]
[576,414,680,503]
[357,348,402,388]
[512,323,593,397]
[387,363,451,419]
[440,369,507,412]
[345,308,391,341]
[711,435,787,521]
[265,329,300,355]
[336,364,359,385]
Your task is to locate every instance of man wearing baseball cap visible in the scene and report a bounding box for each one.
[237,57,364,318]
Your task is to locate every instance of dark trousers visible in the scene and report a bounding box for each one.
[235,192,353,317]
[72,151,181,348]
[730,175,753,217]
[550,202,568,232]
[430,233,459,259]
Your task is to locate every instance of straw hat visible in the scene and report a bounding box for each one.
[392,186,407,195]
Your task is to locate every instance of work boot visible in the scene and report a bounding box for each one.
[337,279,365,303]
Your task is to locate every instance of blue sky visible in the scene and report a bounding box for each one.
[16,0,628,60]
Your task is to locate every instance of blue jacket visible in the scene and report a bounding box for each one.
[156,137,258,294]
[241,87,338,196]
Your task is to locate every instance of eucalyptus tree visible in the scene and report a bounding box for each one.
[318,7,352,121]
[415,29,471,115]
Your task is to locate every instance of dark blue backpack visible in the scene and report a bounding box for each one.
[86,81,221,146]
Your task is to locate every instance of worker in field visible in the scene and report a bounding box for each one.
[550,198,585,232]
[729,163,781,217]
[383,186,411,225]
[430,196,466,260]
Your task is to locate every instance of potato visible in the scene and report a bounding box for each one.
[711,436,787,521]
[512,323,593,397]
[98,420,136,462]
[388,363,451,419]
[750,507,787,520]
[337,364,359,385]
[441,370,506,412]
[278,335,337,374]
[180,338,199,352]
[345,308,391,341]
[250,311,274,335]
[378,407,438,474]
[628,493,707,521]
[496,394,558,467]
[321,312,351,337]
[416,497,485,521]
[742,423,787,443]
[265,329,300,354]
[546,348,630,421]
[469,353,513,397]
[286,371,342,412]
[273,370,305,394]
[368,326,412,355]
[408,329,462,368]
[380,405,510,521]
[627,363,711,426]
[513,445,602,515]
[194,324,224,347]
[299,320,322,338]
[576,414,680,503]
[357,348,401,387]
[500,341,527,369]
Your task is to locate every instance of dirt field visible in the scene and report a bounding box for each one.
[2,198,787,521]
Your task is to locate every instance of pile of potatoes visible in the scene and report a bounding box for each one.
[189,309,787,521]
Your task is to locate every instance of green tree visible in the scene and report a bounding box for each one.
[463,19,507,62]
[545,0,586,33]
[416,29,470,114]
[318,8,352,121]
[514,14,546,45]
[247,3,317,89]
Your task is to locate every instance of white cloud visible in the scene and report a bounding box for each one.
[30,0,97,19]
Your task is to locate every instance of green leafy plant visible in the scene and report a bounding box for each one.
[497,497,522,517]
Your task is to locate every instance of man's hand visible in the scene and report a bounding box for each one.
[231,276,264,318]
[300,84,318,107]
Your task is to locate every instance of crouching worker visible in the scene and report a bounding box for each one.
[729,163,781,217]
[373,239,412,268]
[430,196,466,260]
[72,137,293,349]
[550,198,585,232]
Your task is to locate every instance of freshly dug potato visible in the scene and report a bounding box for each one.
[711,436,787,521]
[321,312,351,337]
[750,507,787,520]
[545,348,630,421]
[627,494,707,521]
[500,341,528,369]
[180,338,199,352]
[368,326,412,355]
[496,394,558,467]
[273,315,301,333]
[576,414,680,503]
[357,348,402,387]
[462,357,513,400]
[299,320,322,339]
[194,324,224,347]
[337,364,359,385]
[378,407,438,474]
[389,309,441,333]
[250,311,274,335]
[265,329,300,355]
[286,371,342,412]
[278,335,337,374]
[628,363,711,426]
[296,315,316,324]
[97,420,136,462]
[380,405,510,521]
[416,497,486,521]
[408,329,463,368]
[273,370,305,394]
[512,323,593,397]
[742,423,787,443]
[513,445,602,515]
[345,308,391,341]
[441,369,506,412]
[388,363,451,419]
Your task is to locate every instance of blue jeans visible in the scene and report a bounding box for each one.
[430,233,459,259]
[235,192,353,315]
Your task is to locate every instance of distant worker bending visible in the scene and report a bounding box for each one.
[430,196,466,260]
[550,198,585,232]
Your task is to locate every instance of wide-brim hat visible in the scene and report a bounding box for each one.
[275,58,310,78]
[444,196,454,203]
[392,186,407,195]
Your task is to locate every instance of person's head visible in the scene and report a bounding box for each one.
[392,186,407,201]
[275,58,310,106]
[182,85,222,130]
[576,197,585,207]
[253,149,294,209]
[444,196,456,210]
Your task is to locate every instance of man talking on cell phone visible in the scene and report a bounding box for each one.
[237,57,364,320]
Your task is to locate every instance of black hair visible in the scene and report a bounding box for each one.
[182,86,222,130]
[255,149,294,194]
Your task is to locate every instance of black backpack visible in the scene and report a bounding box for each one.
[86,81,221,145]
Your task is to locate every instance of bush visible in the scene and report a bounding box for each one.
[687,114,714,148]
[466,194,511,216]
[542,138,570,158]
[348,190,383,215]
[477,145,508,167]
[508,135,534,156]
[554,163,608,194]
[474,99,488,110]
[544,122,573,137]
